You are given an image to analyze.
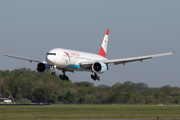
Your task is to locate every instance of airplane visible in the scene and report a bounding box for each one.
[4,29,175,81]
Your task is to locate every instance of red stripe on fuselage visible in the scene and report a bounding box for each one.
[64,52,71,61]
[98,47,106,57]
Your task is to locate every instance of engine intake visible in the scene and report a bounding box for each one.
[36,61,50,73]
[92,61,107,73]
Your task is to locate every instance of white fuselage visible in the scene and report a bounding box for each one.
[46,48,108,71]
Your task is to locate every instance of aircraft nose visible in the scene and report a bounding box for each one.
[46,55,51,63]
[46,54,55,64]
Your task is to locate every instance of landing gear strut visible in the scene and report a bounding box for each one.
[91,73,100,81]
[59,71,69,81]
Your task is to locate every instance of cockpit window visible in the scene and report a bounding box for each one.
[47,53,56,55]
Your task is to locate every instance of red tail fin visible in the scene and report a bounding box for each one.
[98,29,109,57]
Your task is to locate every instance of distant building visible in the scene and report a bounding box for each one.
[0,98,12,103]
[0,95,15,102]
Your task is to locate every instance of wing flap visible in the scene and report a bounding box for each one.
[80,61,95,68]
[113,57,152,65]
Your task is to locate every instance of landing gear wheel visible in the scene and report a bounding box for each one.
[59,75,63,80]
[59,74,69,81]
[91,73,100,81]
[96,76,100,81]
[65,75,69,81]
[91,75,96,81]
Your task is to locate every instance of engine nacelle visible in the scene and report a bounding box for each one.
[36,61,50,74]
[92,61,107,74]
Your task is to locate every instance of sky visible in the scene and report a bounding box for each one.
[0,0,179,87]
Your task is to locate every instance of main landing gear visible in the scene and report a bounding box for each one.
[51,66,69,81]
[52,71,69,81]
[59,71,69,81]
[59,74,69,81]
[91,73,100,81]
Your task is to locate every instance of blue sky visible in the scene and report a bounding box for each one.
[0,0,179,87]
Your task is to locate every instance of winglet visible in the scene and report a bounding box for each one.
[98,29,109,57]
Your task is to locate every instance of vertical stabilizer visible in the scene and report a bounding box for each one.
[98,29,109,57]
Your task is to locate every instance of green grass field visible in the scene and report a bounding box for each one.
[0,104,180,120]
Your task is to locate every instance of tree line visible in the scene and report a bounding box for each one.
[0,68,180,104]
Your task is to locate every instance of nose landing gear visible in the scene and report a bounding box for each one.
[51,65,56,75]
[52,72,56,75]
[91,73,100,81]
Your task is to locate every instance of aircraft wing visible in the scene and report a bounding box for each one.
[80,52,175,67]
[80,61,96,68]
[103,52,175,65]
[4,54,42,63]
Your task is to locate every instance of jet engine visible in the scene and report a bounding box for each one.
[92,61,107,74]
[36,61,50,74]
